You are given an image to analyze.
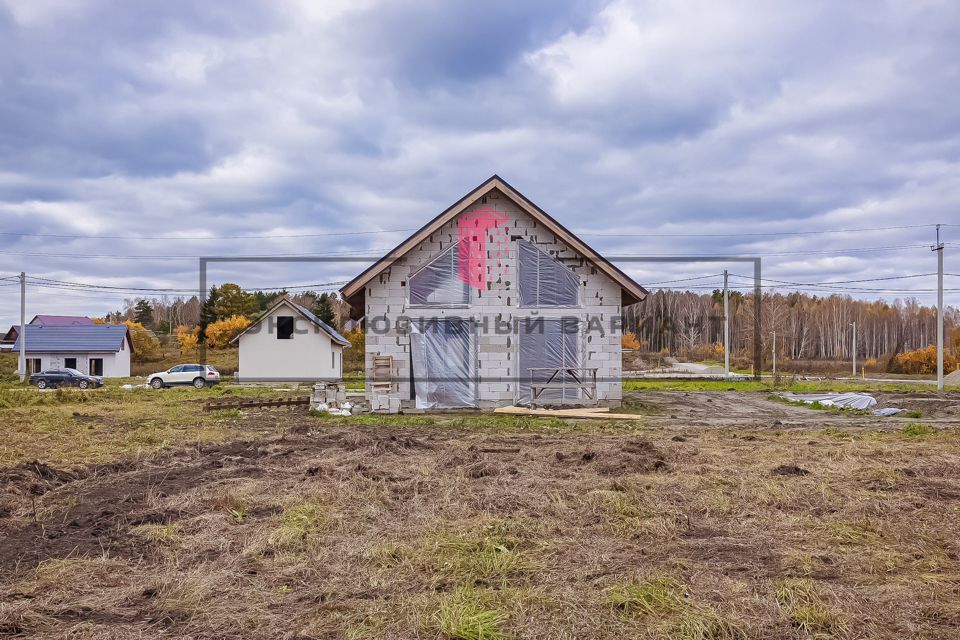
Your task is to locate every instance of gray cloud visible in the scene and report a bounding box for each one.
[1,0,958,324]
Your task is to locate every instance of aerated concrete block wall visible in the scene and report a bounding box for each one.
[364,189,623,412]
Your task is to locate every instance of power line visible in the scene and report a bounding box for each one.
[28,275,348,291]
[0,229,415,241]
[725,273,960,293]
[0,248,390,261]
[613,244,934,257]
[0,223,943,241]
[579,223,941,238]
[6,243,936,261]
[728,273,937,285]
[642,274,723,285]
[24,278,349,295]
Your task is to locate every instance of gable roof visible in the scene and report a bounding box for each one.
[340,175,648,306]
[12,324,132,353]
[230,297,351,346]
[1,326,18,344]
[30,315,95,327]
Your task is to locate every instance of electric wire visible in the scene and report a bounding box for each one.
[0,243,942,261]
[0,222,946,241]
[0,229,415,240]
[578,223,941,238]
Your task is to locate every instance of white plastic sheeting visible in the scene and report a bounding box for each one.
[410,318,475,409]
[779,392,878,410]
[518,318,581,404]
[518,240,579,307]
[409,244,470,305]
[873,407,905,417]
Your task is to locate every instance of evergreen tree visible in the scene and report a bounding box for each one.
[198,285,220,343]
[134,299,154,327]
[214,283,259,319]
[313,292,336,326]
[252,289,284,311]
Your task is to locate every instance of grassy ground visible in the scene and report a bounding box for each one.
[0,385,301,467]
[0,347,242,380]
[623,378,956,393]
[130,347,241,376]
[1,387,960,638]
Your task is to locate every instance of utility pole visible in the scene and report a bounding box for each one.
[19,272,26,383]
[723,270,730,376]
[772,330,776,378]
[851,321,856,379]
[934,224,944,390]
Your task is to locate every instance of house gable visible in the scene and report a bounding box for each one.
[357,185,628,411]
[233,298,348,382]
[340,175,646,311]
[231,297,350,346]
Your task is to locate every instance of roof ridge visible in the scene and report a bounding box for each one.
[339,175,647,305]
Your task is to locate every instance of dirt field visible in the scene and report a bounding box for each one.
[2,389,960,639]
[626,390,960,429]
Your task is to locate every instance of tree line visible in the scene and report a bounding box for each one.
[101,285,958,369]
[623,290,959,365]
[101,285,351,336]
[99,285,355,361]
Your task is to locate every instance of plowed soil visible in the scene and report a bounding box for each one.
[2,399,960,639]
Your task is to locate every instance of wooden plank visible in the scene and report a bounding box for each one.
[203,396,310,412]
[493,406,643,420]
[496,406,609,415]
[373,355,393,381]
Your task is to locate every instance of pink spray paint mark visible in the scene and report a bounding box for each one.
[458,206,509,290]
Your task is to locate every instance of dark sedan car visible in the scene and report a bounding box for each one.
[30,368,103,390]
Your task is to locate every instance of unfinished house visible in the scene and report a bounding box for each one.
[341,175,647,412]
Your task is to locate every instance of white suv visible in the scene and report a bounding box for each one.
[148,364,221,389]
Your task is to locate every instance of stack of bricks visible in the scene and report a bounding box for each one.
[310,382,347,411]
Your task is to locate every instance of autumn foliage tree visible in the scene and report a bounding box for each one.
[342,326,364,374]
[176,325,201,355]
[205,315,252,349]
[621,332,642,350]
[121,320,162,363]
[889,345,958,375]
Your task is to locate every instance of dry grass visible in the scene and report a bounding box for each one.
[430,585,510,640]
[267,501,328,552]
[773,578,846,636]
[605,575,687,617]
[0,384,297,466]
[1,390,960,638]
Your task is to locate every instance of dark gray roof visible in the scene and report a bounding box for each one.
[1,325,18,343]
[12,324,131,353]
[288,301,351,346]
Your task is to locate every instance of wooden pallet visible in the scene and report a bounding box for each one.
[203,396,310,412]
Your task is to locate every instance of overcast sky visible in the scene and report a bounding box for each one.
[1,0,958,326]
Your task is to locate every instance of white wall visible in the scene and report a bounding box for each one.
[363,190,624,411]
[28,350,129,378]
[114,337,131,377]
[237,302,345,382]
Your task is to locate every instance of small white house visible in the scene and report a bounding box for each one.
[11,324,133,377]
[231,297,351,382]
